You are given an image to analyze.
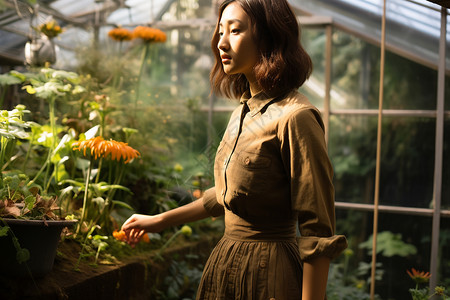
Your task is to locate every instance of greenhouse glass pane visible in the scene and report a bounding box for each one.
[289,0,449,71]
[329,31,381,110]
[374,213,432,300]
[329,115,377,204]
[379,117,436,208]
[107,0,169,25]
[335,211,435,300]
[382,50,438,110]
[300,27,326,109]
[384,1,438,110]
[443,118,450,210]
[328,29,438,110]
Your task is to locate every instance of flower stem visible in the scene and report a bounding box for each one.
[77,156,94,235]
[22,130,36,172]
[155,229,182,261]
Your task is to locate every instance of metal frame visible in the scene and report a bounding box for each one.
[429,5,447,293]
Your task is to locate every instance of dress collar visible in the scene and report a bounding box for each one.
[239,90,278,117]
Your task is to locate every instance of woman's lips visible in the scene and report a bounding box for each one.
[221,54,231,63]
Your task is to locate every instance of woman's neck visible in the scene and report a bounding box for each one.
[247,76,262,97]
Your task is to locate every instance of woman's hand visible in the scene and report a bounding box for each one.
[121,199,211,247]
[121,214,165,247]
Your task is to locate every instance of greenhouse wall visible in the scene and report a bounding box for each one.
[0,0,449,299]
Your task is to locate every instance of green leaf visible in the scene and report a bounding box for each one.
[24,195,36,211]
[0,226,9,237]
[16,248,30,264]
[55,163,70,182]
[0,73,22,85]
[59,179,85,188]
[111,200,133,210]
[359,231,417,257]
[8,71,26,82]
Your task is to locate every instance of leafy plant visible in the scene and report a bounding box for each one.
[8,68,85,192]
[327,248,382,300]
[0,173,59,220]
[359,231,417,257]
[407,268,449,300]
[157,255,204,300]
[0,105,34,181]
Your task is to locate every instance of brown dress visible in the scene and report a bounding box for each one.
[197,90,347,300]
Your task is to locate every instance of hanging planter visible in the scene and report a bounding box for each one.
[0,218,77,278]
[24,35,58,67]
[24,16,64,67]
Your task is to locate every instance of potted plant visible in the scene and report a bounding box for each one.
[0,173,77,278]
[25,17,65,67]
[0,105,76,278]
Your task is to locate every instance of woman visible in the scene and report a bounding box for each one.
[122,0,347,299]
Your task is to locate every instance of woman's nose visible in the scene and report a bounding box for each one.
[218,34,229,51]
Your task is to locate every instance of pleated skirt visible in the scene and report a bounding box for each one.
[196,234,303,300]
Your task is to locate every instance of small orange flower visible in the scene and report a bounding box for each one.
[133,26,167,43]
[108,27,133,42]
[407,268,431,284]
[113,230,127,242]
[72,136,140,163]
[192,189,203,199]
[140,233,150,243]
[113,230,149,243]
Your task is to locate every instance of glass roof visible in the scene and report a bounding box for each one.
[0,0,448,71]
[0,0,172,68]
[290,0,449,71]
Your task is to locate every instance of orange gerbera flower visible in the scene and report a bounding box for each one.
[133,26,167,43]
[108,27,133,41]
[72,136,140,163]
[407,268,431,284]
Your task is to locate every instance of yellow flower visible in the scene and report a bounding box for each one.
[38,19,65,38]
[407,268,431,284]
[435,286,445,296]
[133,26,167,43]
[181,225,192,237]
[174,163,183,172]
[72,136,140,163]
[108,27,133,42]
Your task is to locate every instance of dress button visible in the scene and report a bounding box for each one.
[221,189,225,196]
[244,157,250,165]
[260,261,267,268]
[269,298,276,300]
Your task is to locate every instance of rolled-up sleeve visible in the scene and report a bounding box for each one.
[202,187,225,217]
[281,107,347,261]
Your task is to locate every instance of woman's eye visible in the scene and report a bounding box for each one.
[218,32,223,37]
[231,29,240,34]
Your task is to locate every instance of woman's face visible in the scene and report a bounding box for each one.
[217,2,259,81]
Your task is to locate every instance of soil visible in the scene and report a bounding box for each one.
[0,235,220,300]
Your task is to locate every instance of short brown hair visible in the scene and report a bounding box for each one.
[210,0,312,99]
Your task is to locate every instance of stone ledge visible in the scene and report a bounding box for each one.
[0,235,220,300]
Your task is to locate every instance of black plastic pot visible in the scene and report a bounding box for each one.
[0,218,77,278]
